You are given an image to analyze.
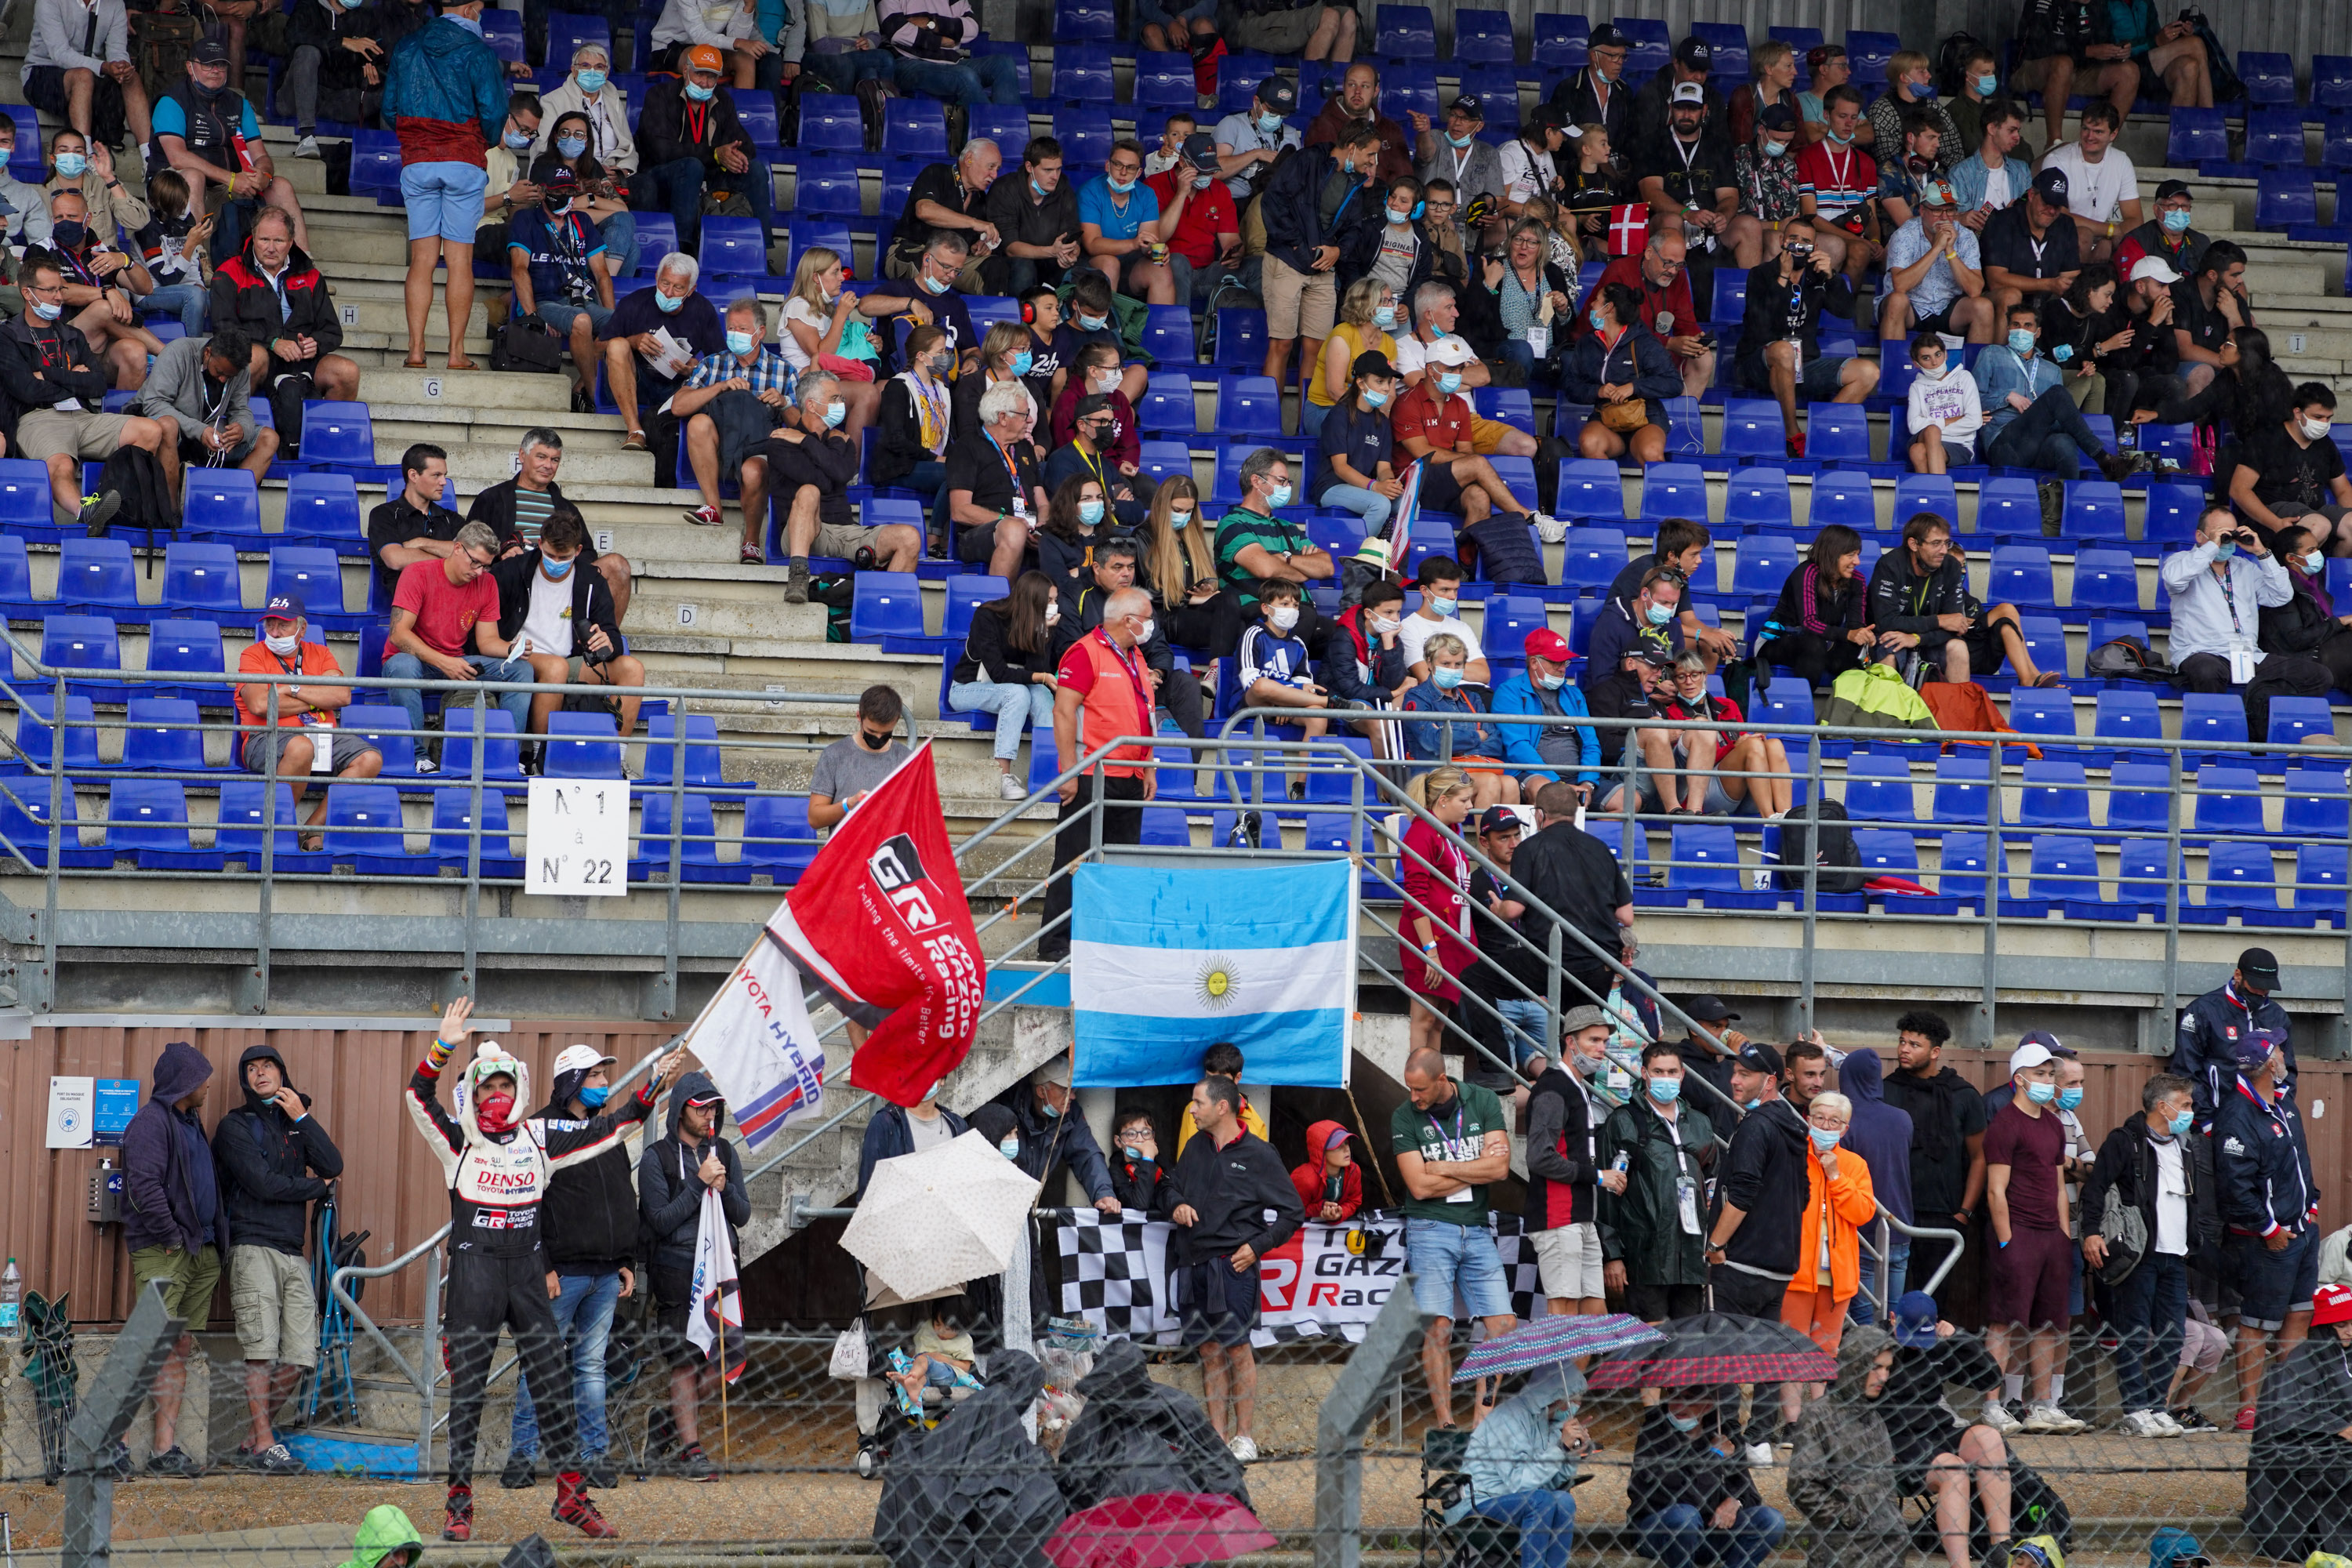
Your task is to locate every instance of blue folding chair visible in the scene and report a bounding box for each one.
[2238,51,2297,106]
[1722,468,1792,532]
[1454,8,1515,64]
[797,93,862,152]
[299,403,376,469]
[881,100,949,162]
[1559,528,1628,593]
[56,538,140,615]
[1134,52,1196,111]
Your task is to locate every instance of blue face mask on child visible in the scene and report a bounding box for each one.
[1362,385,1389,408]
[1000,1135,1021,1158]
[54,151,86,177]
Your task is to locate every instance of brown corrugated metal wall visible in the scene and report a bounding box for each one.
[2,1023,677,1327]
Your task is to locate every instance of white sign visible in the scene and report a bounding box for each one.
[47,1075,94,1148]
[524,779,630,896]
[422,377,444,401]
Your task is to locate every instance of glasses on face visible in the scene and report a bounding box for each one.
[1651,256,1684,272]
[1108,161,1141,178]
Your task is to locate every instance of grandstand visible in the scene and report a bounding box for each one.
[0,9,2346,1120]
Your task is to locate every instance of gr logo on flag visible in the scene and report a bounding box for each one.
[870,834,937,927]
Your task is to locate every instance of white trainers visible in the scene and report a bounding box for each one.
[998,773,1025,802]
[2020,1402,2085,1434]
[1743,1441,1774,1467]
[1530,510,1566,544]
[294,134,321,159]
[1227,1435,1258,1463]
[2118,1409,2180,1438]
[1979,1402,2023,1434]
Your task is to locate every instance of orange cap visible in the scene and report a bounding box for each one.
[684,44,725,74]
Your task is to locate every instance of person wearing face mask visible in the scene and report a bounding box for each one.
[2243,1283,2352,1559]
[1563,275,1675,465]
[1705,1040,1811,1451]
[1976,302,2132,485]
[1036,585,1160,960]
[1581,565,1683,694]
[946,570,1062,798]
[869,321,956,502]
[1258,123,1385,405]
[1320,575,1412,712]
[2212,1029,2321,1432]
[1352,178,1434,322]
[1448,1363,1588,1563]
[637,1069,753,1485]
[1399,633,1515,805]
[769,370,922,595]
[2114,180,2208,288]
[1522,1010,1615,1319]
[1547,23,1634,154]
[1302,276,1401,441]
[532,45,636,180]
[1864,50,1962,174]
[807,683,911,830]
[1143,132,1243,305]
[279,0,405,156]
[1774,1093,1875,1407]
[995,1055,1121,1214]
[498,1046,642,1490]
[505,162,615,416]
[1980,1038,2085,1436]
[2162,503,2333,746]
[474,96,543,270]
[1045,387,1152,528]
[533,110,636,284]
[632,45,771,259]
[1054,537,1208,748]
[231,589,385,844]
[1597,1041,1716,1325]
[132,325,281,483]
[1490,628,1600,804]
[1727,104,1802,268]
[1210,77,1304,208]
[2257,524,2352,695]
[673,297,797,559]
[2231,383,2352,556]
[1305,62,1413,184]
[1628,1388,1783,1568]
[2080,1073,2206,1438]
[1312,350,1408,534]
[1210,448,1335,656]
[1411,95,1504,223]
[492,500,646,739]
[1034,470,1120,592]
[1236,579,1334,796]
[1392,332,1560,567]
[42,131,147,268]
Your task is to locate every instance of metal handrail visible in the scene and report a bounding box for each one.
[329,1222,449,1468]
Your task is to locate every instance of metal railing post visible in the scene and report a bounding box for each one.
[42,668,61,997]
[2165,746,2184,1018]
[1981,731,2000,1047]
[254,684,281,1010]
[462,691,486,993]
[666,704,686,1015]
[419,1243,442,1470]
[1799,731,1820,1032]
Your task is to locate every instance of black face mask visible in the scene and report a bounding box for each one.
[858,728,895,750]
[52,220,87,252]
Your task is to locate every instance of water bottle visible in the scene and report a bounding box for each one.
[1,1257,20,1338]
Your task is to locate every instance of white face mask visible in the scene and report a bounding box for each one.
[1134,617,1156,644]
[1045,603,1060,624]
[2303,415,2335,441]
[1270,604,1300,631]
[1369,613,1400,634]
[263,631,299,656]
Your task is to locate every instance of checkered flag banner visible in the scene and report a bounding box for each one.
[1047,1209,1545,1348]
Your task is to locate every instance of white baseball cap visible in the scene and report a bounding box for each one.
[553,1044,618,1079]
[2007,1040,2056,1076]
[1426,334,1475,368]
[2129,255,2181,285]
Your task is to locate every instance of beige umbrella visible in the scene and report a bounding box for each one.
[841,1129,1044,1303]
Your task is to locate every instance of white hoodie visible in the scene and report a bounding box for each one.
[1907,361,1984,447]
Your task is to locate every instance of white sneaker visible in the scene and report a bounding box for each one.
[2151,1408,2187,1436]
[1979,1402,2023,1434]
[1743,1441,1774,1467]
[294,134,321,159]
[998,773,1025,802]
[1530,510,1566,544]
[2021,1402,2084,1434]
[2118,1409,2172,1438]
[1227,1435,1258,1463]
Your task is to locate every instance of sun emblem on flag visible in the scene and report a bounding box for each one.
[1195,956,1240,1010]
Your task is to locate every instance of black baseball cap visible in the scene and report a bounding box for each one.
[1587,23,1629,50]
[2238,946,2280,988]
[191,38,230,65]
[2032,166,2069,204]
[1349,348,1398,379]
[1634,645,1678,669]
[1448,93,1486,122]
[1073,392,1114,421]
[1737,1040,1784,1076]
[1675,35,1712,70]
[1477,805,1523,835]
[1758,103,1798,132]
[1257,76,1298,114]
[2154,178,2193,202]
[1180,130,1219,166]
[1685,994,1741,1024]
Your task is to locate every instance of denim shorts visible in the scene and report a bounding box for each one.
[1405,1216,1514,1319]
[538,300,615,338]
[402,161,492,245]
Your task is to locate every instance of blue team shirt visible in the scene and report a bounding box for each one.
[1077,176,1160,243]
[152,95,260,142]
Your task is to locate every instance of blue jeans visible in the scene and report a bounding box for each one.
[1319,482,1392,532]
[804,49,898,93]
[1497,339,1537,376]
[2108,1249,2187,1414]
[597,210,638,280]
[1635,1503,1788,1568]
[947,678,1053,761]
[142,281,206,335]
[643,154,777,257]
[1472,1488,1578,1568]
[1299,397,1332,441]
[1984,384,2103,480]
[381,652,532,740]
[1849,1231,1911,1325]
[509,1269,623,1460]
[891,51,1021,108]
[1404,1217,1513,1319]
[1496,998,1548,1069]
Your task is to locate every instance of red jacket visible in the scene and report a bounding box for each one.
[1571,252,1699,363]
[1290,1119,1365,1219]
[209,240,344,359]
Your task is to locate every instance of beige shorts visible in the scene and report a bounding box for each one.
[814,521,889,557]
[230,1243,318,1367]
[17,408,129,464]
[1261,253,1337,343]
[1532,1220,1606,1302]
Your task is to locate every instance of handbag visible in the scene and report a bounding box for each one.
[1598,397,1648,433]
[829,1319,869,1380]
[490,316,567,375]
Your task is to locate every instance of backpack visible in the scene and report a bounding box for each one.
[93,442,175,543]
[1934,29,1987,96]
[2096,1177,2147,1284]
[490,316,568,376]
[1770,797,1864,896]
[1821,659,1940,732]
[2086,636,2175,682]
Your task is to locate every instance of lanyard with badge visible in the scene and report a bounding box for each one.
[986,430,1029,518]
[1659,1108,1704,1235]
[2210,553,2260,680]
[268,646,335,771]
[1428,1098,1475,1202]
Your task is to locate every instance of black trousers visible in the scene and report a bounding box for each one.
[1760,630,1870,690]
[445,1247,578,1487]
[2173,652,2332,749]
[1157,666,1207,739]
[1037,773,1147,959]
[1167,594,1243,666]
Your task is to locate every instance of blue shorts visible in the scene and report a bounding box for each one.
[538,300,614,337]
[401,161,492,245]
[1405,1216,1514,1321]
[2225,1226,2319,1331]
[1136,0,1215,25]
[1174,1258,1261,1347]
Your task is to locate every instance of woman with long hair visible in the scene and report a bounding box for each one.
[1304,275,1401,441]
[1399,764,1479,1056]
[954,321,1045,456]
[1759,524,1878,687]
[946,571,1061,801]
[1138,476,1226,653]
[1563,278,1678,463]
[2039,262,2129,412]
[539,109,637,282]
[2258,522,2352,691]
[1486,217,1575,381]
[870,322,955,508]
[1036,473,1113,592]
[779,247,913,438]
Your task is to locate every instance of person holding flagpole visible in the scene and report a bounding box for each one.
[1037,585,1158,962]
[639,1072,750,1481]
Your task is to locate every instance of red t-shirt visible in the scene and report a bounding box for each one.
[1794,140,1879,219]
[1143,169,1237,267]
[234,640,347,731]
[1390,381,1472,466]
[393,557,501,659]
[1983,1099,2067,1232]
[1573,253,1700,350]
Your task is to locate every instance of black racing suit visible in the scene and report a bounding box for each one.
[406,1044,659,1487]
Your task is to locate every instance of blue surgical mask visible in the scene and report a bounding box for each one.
[2025,1080,2056,1105]
[1975,74,1998,95]
[1107,175,1136,194]
[2167,1109,2194,1136]
[1432,666,1465,689]
[1000,1135,1021,1158]
[1374,305,1399,328]
[1648,1076,1682,1104]
[2052,343,2073,362]
[1361,385,1388,408]
[2162,207,2192,233]
[1665,1411,1700,1432]
[1258,112,1283,134]
[1038,1097,1062,1120]
[1910,80,1936,100]
[576,68,608,92]
[1763,138,1789,158]
[2057,1086,2083,1112]
[1744,1096,1762,1111]
[684,81,716,102]
[543,556,575,579]
[1809,1126,1842,1153]
[1078,313,1109,332]
[1646,601,1675,626]
[1011,349,1034,375]
[1437,370,1462,394]
[557,135,587,158]
[2213,539,2237,558]
[726,329,756,355]
[1078,499,1105,524]
[923,274,949,294]
[1266,482,1292,509]
[30,299,60,322]
[1827,129,1853,146]
[2007,328,2037,354]
[654,290,683,314]
[1537,672,1564,691]
[824,400,847,428]
[1427,595,1457,617]
[1030,177,1051,198]
[1589,310,1609,330]
[2305,551,2325,575]
[578,1084,610,1109]
[1446,130,1475,147]
[54,151,85,178]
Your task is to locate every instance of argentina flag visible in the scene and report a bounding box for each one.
[1069,859,1357,1087]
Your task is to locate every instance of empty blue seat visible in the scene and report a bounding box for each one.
[1987,544,2054,609]
[2267,696,2336,751]
[1137,440,1193,491]
[1559,528,1628,593]
[2200,841,2301,924]
[1639,463,1706,524]
[1842,754,1917,826]
[2103,759,2174,840]
[38,616,121,695]
[2007,687,2080,760]
[428,786,519,876]
[2094,688,2165,760]
[1973,476,2042,539]
[634,792,731,883]
[794,153,862,217]
[298,403,374,468]
[1668,822,1775,909]
[1690,20,1749,81]
[1473,387,1537,435]
[1730,534,1797,598]
[120,697,209,775]
[1055,106,1114,168]
[2069,546,2140,614]
[2061,480,2125,539]
[1213,307,1267,374]
[2295,843,2348,923]
[1719,401,1786,463]
[2256,168,2317,231]
[2315,56,2352,112]
[2243,104,2308,165]
[1213,376,1285,441]
[1892,474,1957,529]
[797,93,862,151]
[644,715,753,793]
[1054,42,1115,103]
[740,794,818,882]
[849,572,922,642]
[2018,760,2091,833]
[1531,13,1588,74]
[2022,833,2096,912]
[438,706,524,783]
[2282,767,2349,840]
[1134,51,1196,111]
[2179,691,2249,763]
[281,472,361,541]
[967,105,1032,154]
[1933,830,1993,909]
[2167,106,2228,165]
[106,779,207,869]
[182,468,263,543]
[543,712,623,779]
[13,693,100,773]
[880,100,949,162]
[56,538,139,614]
[321,784,405,862]
[1555,459,1624,520]
[142,619,227,704]
[2190,766,2266,842]
[1454,7,1515,64]
[1806,470,1876,532]
[1844,29,1898,88]
[699,216,771,278]
[1931,753,1996,827]
[1615,16,1671,82]
[161,543,243,619]
[339,704,421,779]
[733,95,781,151]
[1723,468,1793,532]
[1806,403,1875,468]
[2238,51,2296,106]
[350,129,403,196]
[1376,3,1434,53]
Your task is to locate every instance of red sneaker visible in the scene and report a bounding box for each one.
[1785,432,1807,460]
[2235,1405,2258,1432]
[442,1485,474,1542]
[554,1472,618,1539]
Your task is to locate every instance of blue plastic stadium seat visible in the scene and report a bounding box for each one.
[1844,30,1899,89]
[2060,480,2125,540]
[644,715,753,793]
[1473,387,1536,435]
[1842,753,1917,826]
[2256,169,2318,232]
[2187,765,2264,842]
[1615,16,1670,84]
[1214,376,1285,441]
[544,712,623,779]
[105,779,209,869]
[2314,56,2352,112]
[427,786,520,877]
[265,547,347,626]
[2017,759,2091,835]
[795,154,862,218]
[2176,692,2249,766]
[1933,830,1992,909]
[1639,463,1706,524]
[881,100,949,162]
[699,216,771,279]
[2022,833,2096,913]
[1055,42,1115,103]
[12,692,100,773]
[1377,4,1434,54]
[1055,106,1114,169]
[797,93,862,151]
[739,795,818,883]
[634,792,734,883]
[1139,304,1196,369]
[282,472,361,542]
[38,616,121,695]
[2266,697,2336,752]
[56,537,139,614]
[1723,468,1792,532]
[208,781,317,872]
[1134,52,1196,111]
[1987,544,2054,609]
[298,402,375,469]
[2296,843,2348,924]
[1690,20,1749,81]
[1454,7,1515,64]
[1930,754,1994,828]
[2094,688,2165,762]
[2007,686,2080,761]
[1672,822,1776,909]
[350,130,403,197]
[141,619,227,704]
[321,783,405,863]
[1559,528,1628,593]
[118,696,209,775]
[1213,307,1267,375]
[1806,403,1875,468]
[1555,459,1625,520]
[438,707,525,783]
[1055,0,1115,38]
[2238,51,2296,107]
[2243,104,2308,165]
[1804,470,1874,532]
[182,468,263,543]
[2167,107,2227,165]
[2199,841,2304,926]
[1532,13,1588,74]
[1730,534,1798,598]
[1893,474,1958,530]
[1719,400,1786,463]
[849,572,923,643]
[2282,767,2350,840]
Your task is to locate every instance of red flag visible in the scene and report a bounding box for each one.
[768,742,986,1105]
[1607,203,1650,256]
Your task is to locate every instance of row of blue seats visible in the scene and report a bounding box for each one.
[1835,753,2349,837]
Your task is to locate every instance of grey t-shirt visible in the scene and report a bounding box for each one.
[905,1107,956,1152]
[809,735,910,811]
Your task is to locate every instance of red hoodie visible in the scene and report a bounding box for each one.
[1289,1118,1365,1220]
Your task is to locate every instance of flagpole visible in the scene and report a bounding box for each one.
[719,1336,730,1473]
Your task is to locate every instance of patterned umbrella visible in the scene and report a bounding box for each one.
[1046,1492,1278,1568]
[1584,1311,1838,1388]
[1452,1312,1667,1384]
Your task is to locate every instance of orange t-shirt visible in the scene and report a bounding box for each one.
[235,641,346,731]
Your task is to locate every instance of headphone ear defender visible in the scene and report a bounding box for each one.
[1021,300,1036,324]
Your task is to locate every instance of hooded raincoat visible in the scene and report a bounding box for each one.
[1839,1050,1915,1227]
[1056,1338,1250,1512]
[213,1043,343,1257]
[2242,1331,2352,1558]
[873,1348,1064,1567]
[334,1505,423,1568]
[1786,1325,1907,1568]
[122,1040,225,1256]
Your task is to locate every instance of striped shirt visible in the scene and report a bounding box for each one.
[1795,140,1877,219]
[683,343,797,401]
